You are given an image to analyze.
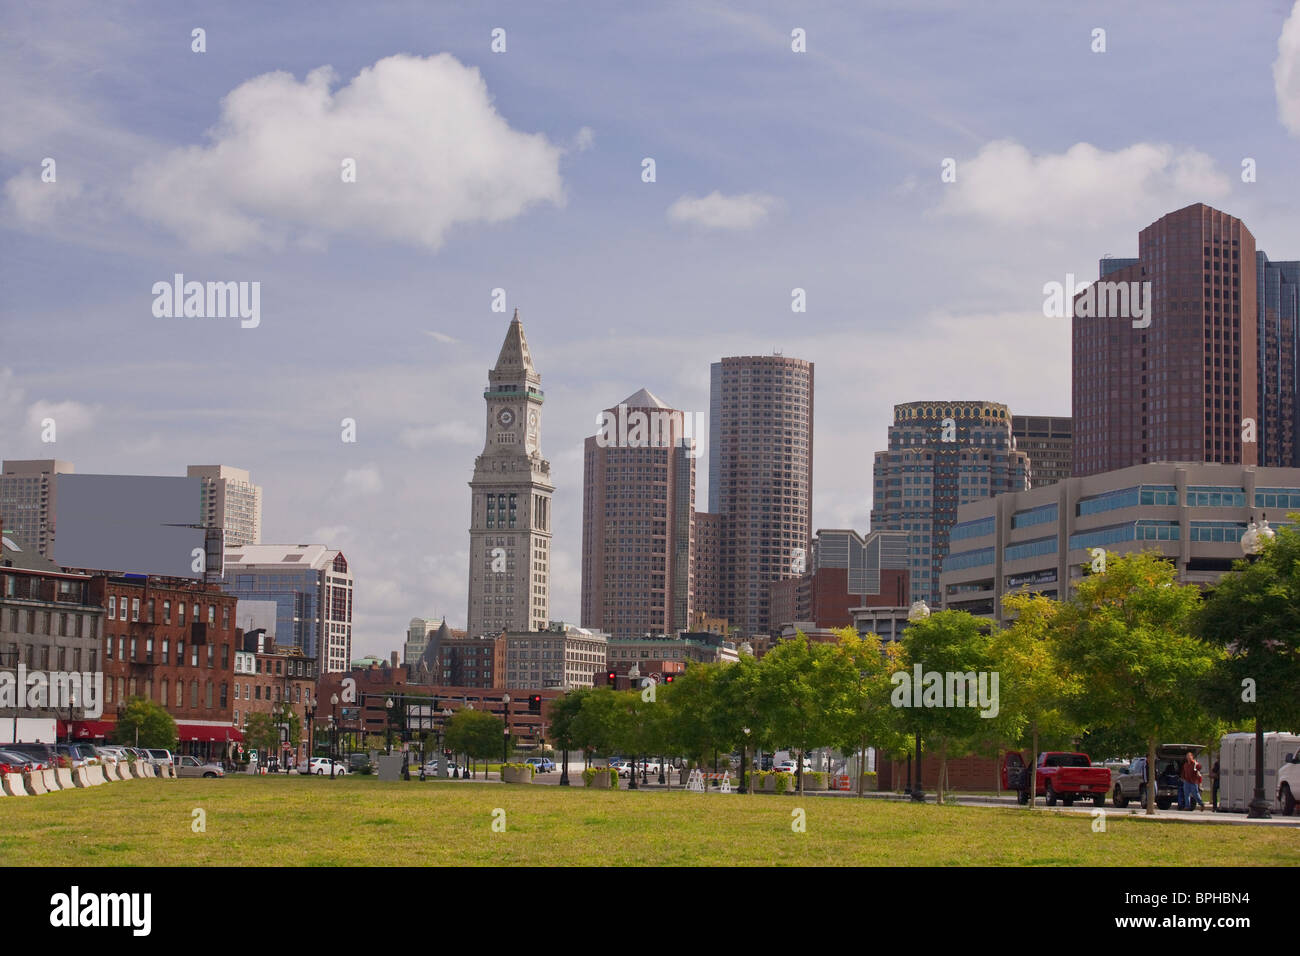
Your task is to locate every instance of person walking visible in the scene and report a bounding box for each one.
[1181,751,1204,811]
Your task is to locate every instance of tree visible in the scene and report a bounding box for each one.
[661,664,727,768]
[1198,520,1300,813]
[548,688,590,783]
[824,628,908,796]
[992,592,1082,808]
[896,611,999,804]
[243,712,280,759]
[444,709,505,777]
[756,634,840,794]
[1053,550,1221,814]
[112,697,178,750]
[569,688,632,760]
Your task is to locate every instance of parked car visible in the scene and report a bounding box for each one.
[348,753,374,773]
[1112,745,1204,810]
[1279,750,1300,815]
[1004,751,1111,806]
[174,755,225,778]
[525,757,556,773]
[5,742,58,767]
[56,743,97,768]
[0,749,44,773]
[304,757,347,776]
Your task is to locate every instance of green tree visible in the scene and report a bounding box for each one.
[548,687,590,780]
[243,712,280,759]
[756,634,841,794]
[661,664,726,768]
[1054,550,1221,814]
[111,696,178,750]
[824,628,909,796]
[444,708,505,776]
[569,687,632,759]
[896,610,998,804]
[992,592,1082,808]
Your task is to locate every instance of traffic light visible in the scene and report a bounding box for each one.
[528,694,542,714]
[606,671,617,686]
[664,674,674,684]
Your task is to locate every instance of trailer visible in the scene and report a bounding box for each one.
[1217,731,1300,812]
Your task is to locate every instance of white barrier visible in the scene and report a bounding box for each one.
[73,767,91,788]
[3,773,28,796]
[56,768,75,789]
[25,772,47,795]
[141,762,156,778]
[41,768,60,791]
[686,769,733,793]
[86,765,106,786]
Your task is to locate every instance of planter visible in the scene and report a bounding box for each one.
[801,773,828,792]
[763,775,777,792]
[501,767,534,784]
[586,770,614,789]
[860,773,878,792]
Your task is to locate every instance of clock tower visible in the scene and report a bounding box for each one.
[467,310,553,636]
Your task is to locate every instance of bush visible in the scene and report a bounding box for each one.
[501,762,536,777]
[804,771,828,787]
[775,772,794,793]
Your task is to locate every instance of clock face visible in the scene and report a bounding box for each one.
[497,408,515,428]
[528,410,539,429]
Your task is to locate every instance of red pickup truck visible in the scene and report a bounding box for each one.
[1003,752,1112,807]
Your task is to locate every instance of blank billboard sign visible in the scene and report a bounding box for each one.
[54,474,206,578]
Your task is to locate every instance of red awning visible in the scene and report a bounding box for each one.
[175,724,243,743]
[65,720,115,740]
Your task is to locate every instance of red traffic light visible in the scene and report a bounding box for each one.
[606,671,617,685]
[664,675,674,683]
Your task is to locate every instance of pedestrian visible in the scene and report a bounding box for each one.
[1180,751,1204,811]
[1211,758,1220,811]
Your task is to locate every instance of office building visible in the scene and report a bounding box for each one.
[870,401,1030,607]
[0,459,75,560]
[707,354,814,637]
[769,528,909,630]
[581,388,696,639]
[221,544,353,671]
[1073,204,1259,476]
[187,465,262,547]
[1012,416,1073,487]
[467,311,554,636]
[938,461,1300,623]
[503,622,607,690]
[1256,253,1300,467]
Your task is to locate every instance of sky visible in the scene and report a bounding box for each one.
[4,0,1300,658]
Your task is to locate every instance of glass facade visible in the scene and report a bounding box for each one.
[1069,520,1179,551]
[1011,503,1058,529]
[950,516,995,542]
[1185,486,1246,507]
[1004,536,1057,563]
[945,547,994,571]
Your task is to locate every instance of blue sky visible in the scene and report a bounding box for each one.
[4,0,1300,656]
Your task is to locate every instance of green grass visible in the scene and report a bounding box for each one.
[3,776,1297,866]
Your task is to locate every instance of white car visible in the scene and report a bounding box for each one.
[1278,750,1300,814]
[303,757,348,776]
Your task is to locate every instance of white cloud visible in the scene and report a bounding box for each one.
[667,191,779,230]
[1276,2,1300,136]
[398,422,479,449]
[3,174,82,225]
[342,466,383,496]
[126,54,566,252]
[573,126,596,152]
[423,330,459,344]
[25,399,97,437]
[935,140,1231,229]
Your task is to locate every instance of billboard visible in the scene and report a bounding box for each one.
[53,474,210,578]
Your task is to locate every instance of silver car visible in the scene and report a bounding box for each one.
[174,755,225,778]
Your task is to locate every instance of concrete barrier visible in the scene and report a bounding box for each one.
[3,773,28,796]
[141,762,155,778]
[25,771,47,795]
[73,767,91,788]
[86,764,106,786]
[56,768,75,789]
[102,762,119,782]
[41,768,61,791]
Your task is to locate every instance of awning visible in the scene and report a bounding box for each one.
[175,724,243,743]
[65,720,115,740]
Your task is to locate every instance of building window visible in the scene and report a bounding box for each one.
[208,605,215,625]
[191,645,199,667]
[190,680,198,708]
[162,639,170,664]
[131,598,140,622]
[108,596,116,619]
[164,601,171,624]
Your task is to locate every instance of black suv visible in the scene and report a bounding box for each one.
[6,742,58,767]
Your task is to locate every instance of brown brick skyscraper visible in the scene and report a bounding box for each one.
[707,355,814,638]
[1073,203,1258,476]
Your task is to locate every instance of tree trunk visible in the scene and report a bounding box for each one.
[857,736,867,797]
[937,740,948,804]
[1146,737,1157,815]
[1027,728,1039,809]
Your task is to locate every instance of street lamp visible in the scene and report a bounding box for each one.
[501,694,511,768]
[440,707,453,778]
[330,693,339,779]
[1241,517,1273,820]
[304,695,317,777]
[739,726,751,794]
[385,697,394,755]
[907,600,930,802]
[627,665,640,791]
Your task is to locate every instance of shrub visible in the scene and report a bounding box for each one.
[775,771,794,793]
[804,771,828,787]
[501,762,536,777]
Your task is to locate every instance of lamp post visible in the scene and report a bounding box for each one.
[627,665,640,790]
[330,693,339,779]
[739,726,751,794]
[501,694,511,768]
[440,707,453,778]
[907,600,930,802]
[385,697,394,755]
[464,701,474,778]
[304,695,317,776]
[1241,516,1274,820]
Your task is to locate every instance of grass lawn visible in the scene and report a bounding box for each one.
[3,776,1297,866]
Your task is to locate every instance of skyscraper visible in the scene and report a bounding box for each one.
[581,389,695,639]
[1072,203,1259,476]
[707,355,814,638]
[869,401,1029,607]
[467,311,553,636]
[1256,252,1300,467]
[1012,416,1073,487]
[0,459,74,559]
[187,465,262,546]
